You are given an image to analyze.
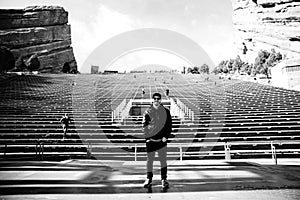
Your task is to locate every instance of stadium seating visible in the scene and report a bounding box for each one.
[0,73,299,161]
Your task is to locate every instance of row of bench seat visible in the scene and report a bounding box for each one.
[0,73,299,161]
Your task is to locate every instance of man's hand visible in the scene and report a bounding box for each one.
[162,137,167,142]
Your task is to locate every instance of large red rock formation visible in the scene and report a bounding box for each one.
[231,0,300,91]
[0,6,77,73]
[231,0,300,61]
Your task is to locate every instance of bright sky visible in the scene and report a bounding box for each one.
[0,0,237,73]
[107,49,192,72]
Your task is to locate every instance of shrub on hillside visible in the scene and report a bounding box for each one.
[213,49,282,78]
[254,49,282,78]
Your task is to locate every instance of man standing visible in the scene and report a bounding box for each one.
[142,92,172,191]
[60,113,71,139]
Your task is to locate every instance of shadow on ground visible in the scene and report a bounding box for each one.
[0,159,300,195]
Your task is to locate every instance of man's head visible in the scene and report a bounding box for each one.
[152,92,162,107]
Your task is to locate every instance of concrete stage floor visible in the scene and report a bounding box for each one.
[0,159,300,200]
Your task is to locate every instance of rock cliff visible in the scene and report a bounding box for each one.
[231,0,300,62]
[0,6,77,73]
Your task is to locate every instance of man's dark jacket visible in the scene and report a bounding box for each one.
[142,104,172,141]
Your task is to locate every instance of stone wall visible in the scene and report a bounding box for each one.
[0,6,77,73]
[231,0,300,61]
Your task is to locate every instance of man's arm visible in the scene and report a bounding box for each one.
[142,110,151,139]
[165,108,172,139]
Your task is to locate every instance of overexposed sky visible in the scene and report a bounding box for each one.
[107,49,193,72]
[0,0,236,73]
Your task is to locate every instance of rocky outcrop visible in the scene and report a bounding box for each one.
[0,6,77,73]
[231,0,300,61]
[231,0,300,91]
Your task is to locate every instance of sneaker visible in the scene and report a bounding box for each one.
[162,179,169,189]
[143,178,152,188]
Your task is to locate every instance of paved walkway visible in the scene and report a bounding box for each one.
[0,159,300,199]
[3,190,300,200]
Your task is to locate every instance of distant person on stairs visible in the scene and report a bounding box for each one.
[142,92,172,190]
[165,88,169,97]
[60,113,71,139]
[142,86,145,96]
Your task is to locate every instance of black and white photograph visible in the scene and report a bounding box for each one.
[0,0,300,199]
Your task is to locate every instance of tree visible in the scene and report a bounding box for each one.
[200,64,209,74]
[226,59,235,73]
[212,66,219,74]
[187,66,200,74]
[240,62,251,75]
[193,66,200,74]
[254,49,282,78]
[213,60,226,74]
[233,55,243,73]
[251,64,258,76]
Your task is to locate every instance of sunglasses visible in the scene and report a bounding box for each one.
[153,97,161,100]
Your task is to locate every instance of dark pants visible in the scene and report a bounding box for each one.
[62,124,68,137]
[146,141,167,180]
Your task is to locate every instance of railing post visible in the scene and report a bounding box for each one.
[134,144,137,162]
[87,143,90,158]
[36,140,44,161]
[41,143,44,161]
[35,141,39,160]
[224,142,231,161]
[180,144,183,162]
[271,142,277,165]
[87,143,92,159]
[4,144,7,160]
[192,111,194,122]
